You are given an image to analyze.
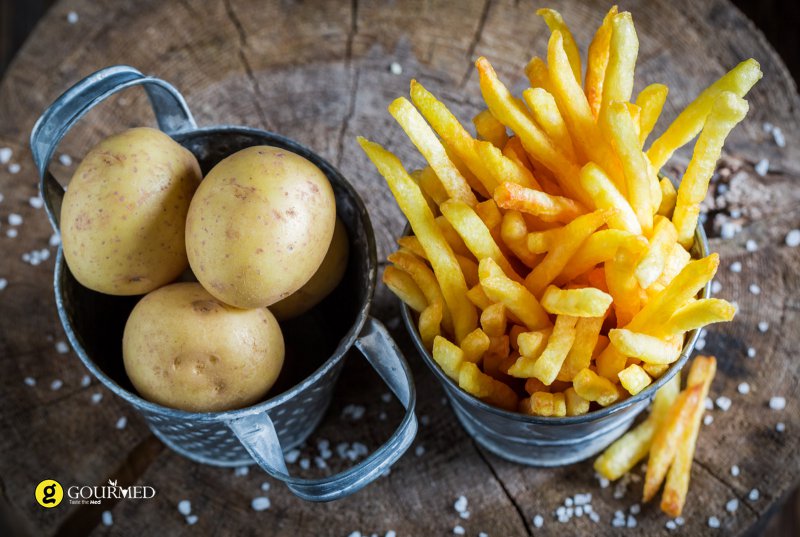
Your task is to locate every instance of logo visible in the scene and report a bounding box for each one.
[35,480,63,508]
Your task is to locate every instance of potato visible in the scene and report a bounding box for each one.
[185,146,336,308]
[122,282,285,412]
[270,216,349,320]
[60,127,201,295]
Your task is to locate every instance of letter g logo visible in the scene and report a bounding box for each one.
[35,480,63,508]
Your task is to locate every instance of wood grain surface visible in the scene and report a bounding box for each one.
[0,1,798,535]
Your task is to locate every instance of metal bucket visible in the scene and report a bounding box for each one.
[30,66,418,501]
[401,225,709,467]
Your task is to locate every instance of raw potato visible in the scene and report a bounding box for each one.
[61,127,201,295]
[186,146,336,308]
[123,282,285,412]
[270,217,349,320]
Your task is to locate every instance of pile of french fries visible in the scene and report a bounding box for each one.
[358,6,760,511]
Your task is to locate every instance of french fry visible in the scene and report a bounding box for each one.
[527,227,562,254]
[518,329,550,360]
[446,144,492,199]
[565,386,591,416]
[537,8,581,82]
[609,328,683,364]
[388,98,477,206]
[473,109,509,148]
[522,87,576,161]
[605,237,644,327]
[525,210,615,298]
[552,391,567,417]
[657,176,678,218]
[486,379,519,411]
[661,298,736,338]
[524,391,554,416]
[595,344,629,382]
[432,335,465,381]
[541,285,613,317]
[555,229,646,285]
[635,216,679,289]
[600,12,639,119]
[475,141,537,189]
[585,5,617,118]
[525,57,555,95]
[654,242,691,290]
[475,199,503,230]
[594,374,680,480]
[388,250,452,333]
[573,367,621,407]
[661,356,717,517]
[481,258,552,331]
[494,182,586,224]
[636,83,669,146]
[382,266,428,313]
[500,210,540,268]
[672,92,749,247]
[460,328,491,363]
[480,302,508,338]
[618,363,652,395]
[417,166,450,206]
[359,138,477,342]
[525,377,550,395]
[558,316,604,382]
[466,284,493,311]
[419,302,443,347]
[440,199,524,282]
[578,162,642,234]
[459,361,494,398]
[435,215,473,258]
[643,363,670,378]
[647,59,762,170]
[509,315,578,385]
[601,101,653,234]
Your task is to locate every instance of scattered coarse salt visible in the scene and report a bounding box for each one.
[285,449,301,464]
[533,514,544,528]
[754,159,769,177]
[763,122,774,133]
[705,397,714,410]
[720,221,738,240]
[299,458,311,470]
[234,465,249,476]
[769,396,786,410]
[747,347,757,358]
[386,531,397,537]
[29,196,44,209]
[565,497,573,507]
[116,417,127,429]
[0,278,7,290]
[261,482,270,492]
[777,422,786,432]
[454,495,468,513]
[749,488,760,501]
[420,414,430,426]
[711,280,722,294]
[460,511,470,520]
[574,493,592,505]
[666,520,677,530]
[6,228,17,238]
[749,284,761,295]
[675,517,685,526]
[695,338,706,350]
[731,465,740,477]
[726,498,739,513]
[389,62,403,75]
[59,154,73,166]
[314,456,327,469]
[745,239,758,252]
[24,376,36,387]
[773,127,786,148]
[55,341,69,354]
[251,496,271,511]
[708,516,721,529]
[177,500,191,516]
[8,213,22,226]
[348,532,361,537]
[758,321,769,333]
[597,475,610,488]
[716,396,732,411]
[378,411,387,421]
[704,414,714,426]
[730,261,742,273]
[67,11,79,24]
[627,515,637,528]
[414,445,425,457]
[50,379,63,391]
[0,147,11,164]
[786,229,800,247]
[341,404,366,420]
[738,382,751,395]
[185,515,198,525]
[453,525,465,535]
[50,233,61,247]
[8,163,20,174]
[91,392,103,404]
[381,392,392,403]
[629,504,640,515]
[81,374,91,387]
[102,510,113,526]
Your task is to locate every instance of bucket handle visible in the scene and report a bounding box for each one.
[30,65,197,232]
[227,316,418,502]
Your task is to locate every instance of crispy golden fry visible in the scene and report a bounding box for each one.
[518,329,550,360]
[578,162,642,234]
[635,216,679,289]
[397,235,481,289]
[643,383,702,502]
[552,391,567,417]
[419,302,443,347]
[525,377,550,395]
[388,98,477,206]
[500,211,540,268]
[653,242,691,290]
[446,144,492,199]
[382,266,428,313]
[661,298,736,338]
[541,285,613,317]
[522,391,553,416]
[432,335,464,381]
[600,12,639,119]
[585,6,617,118]
[558,316,604,382]
[460,327,491,363]
[647,59,762,170]
[643,363,670,377]
[657,176,678,218]
[522,87,576,161]
[473,109,509,148]
[435,215,473,258]
[565,386,591,416]
[475,141,537,189]
[661,356,717,517]
[509,315,578,384]
[526,227,561,254]
[601,101,653,234]
[480,302,508,338]
[626,102,642,142]
[359,138,477,342]
[417,166,450,206]
[573,368,621,407]
[480,258,552,330]
[594,374,680,480]
[605,237,644,327]
[636,83,669,146]
[537,8,581,82]
[466,283,493,311]
[388,250,452,333]
[441,199,524,282]
[494,182,586,224]
[475,199,503,230]
[672,92,749,247]
[525,57,555,95]
[618,363,652,395]
[595,344,628,382]
[397,235,427,258]
[459,361,494,398]
[526,210,614,298]
[555,229,645,285]
[609,328,682,364]
[486,379,519,411]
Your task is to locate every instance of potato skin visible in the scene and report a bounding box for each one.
[61,127,201,295]
[185,146,336,308]
[270,217,349,320]
[122,282,285,412]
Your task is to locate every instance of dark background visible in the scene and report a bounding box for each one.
[0,0,798,535]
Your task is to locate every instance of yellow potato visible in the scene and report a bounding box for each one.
[61,127,201,295]
[186,146,336,308]
[270,217,349,320]
[122,282,285,412]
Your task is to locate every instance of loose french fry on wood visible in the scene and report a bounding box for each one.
[557,316,604,382]
[382,266,428,313]
[541,285,613,317]
[509,315,578,384]
[473,109,508,148]
[494,181,586,224]
[522,87,576,161]
[585,5,618,118]
[636,83,669,146]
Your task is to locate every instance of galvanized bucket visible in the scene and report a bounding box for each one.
[401,225,709,467]
[30,65,418,501]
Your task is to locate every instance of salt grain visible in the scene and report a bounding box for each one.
[116,417,127,429]
[773,127,786,148]
[0,278,7,290]
[758,321,769,333]
[731,465,740,477]
[102,510,113,526]
[299,458,310,470]
[769,396,786,410]
[627,515,637,528]
[29,196,44,209]
[81,374,91,387]
[460,511,470,520]
[186,515,198,525]
[415,445,425,457]
[0,148,11,164]
[261,482,270,492]
[666,520,677,530]
[24,376,36,386]
[695,338,706,350]
[749,284,761,295]
[726,498,739,513]
[389,62,403,75]
[675,517,685,526]
[747,347,757,358]
[251,497,271,511]
[386,532,397,537]
[730,261,742,273]
[708,516,720,528]
[67,11,79,24]
[8,213,22,226]
[8,163,20,174]
[704,414,714,425]
[50,379,63,391]
[754,159,769,177]
[745,239,758,252]
[705,397,714,410]
[342,404,366,420]
[285,449,301,464]
[716,396,732,411]
[178,500,191,516]
[453,525,465,535]
[776,422,786,432]
[56,341,69,354]
[786,229,800,247]
[6,229,17,238]
[738,382,750,395]
[234,465,249,476]
[711,280,722,294]
[381,392,392,403]
[533,514,544,528]
[454,496,468,513]
[59,154,73,166]
[749,488,760,501]
[91,392,103,404]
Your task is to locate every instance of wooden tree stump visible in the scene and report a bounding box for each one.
[0,0,798,535]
